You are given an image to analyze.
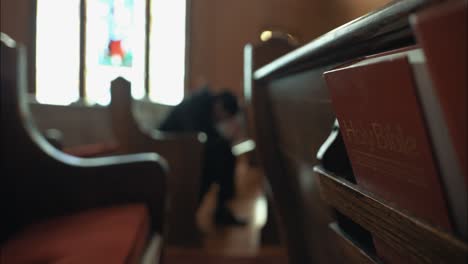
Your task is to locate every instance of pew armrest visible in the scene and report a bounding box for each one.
[232,139,256,156]
[7,152,169,235]
[65,152,168,231]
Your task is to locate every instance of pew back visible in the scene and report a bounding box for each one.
[247,53,338,263]
[110,78,206,246]
[1,33,168,258]
[243,37,297,246]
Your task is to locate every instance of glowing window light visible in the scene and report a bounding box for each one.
[35,0,185,106]
[149,0,186,106]
[85,0,146,106]
[36,0,80,105]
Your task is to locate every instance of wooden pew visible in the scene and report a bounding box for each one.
[1,34,168,263]
[243,36,297,246]
[246,0,468,263]
[243,35,297,165]
[245,37,339,264]
[110,77,206,246]
[29,77,205,246]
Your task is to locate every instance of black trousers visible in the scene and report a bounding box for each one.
[200,137,236,208]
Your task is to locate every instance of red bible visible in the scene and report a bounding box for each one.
[324,47,455,262]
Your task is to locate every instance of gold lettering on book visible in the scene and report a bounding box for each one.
[341,119,419,157]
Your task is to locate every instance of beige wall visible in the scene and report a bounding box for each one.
[188,0,391,98]
[0,0,32,44]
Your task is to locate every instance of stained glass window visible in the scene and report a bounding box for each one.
[85,0,146,105]
[35,0,187,106]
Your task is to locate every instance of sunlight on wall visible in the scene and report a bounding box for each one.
[36,0,80,105]
[148,0,186,106]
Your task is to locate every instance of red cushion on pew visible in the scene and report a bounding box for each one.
[1,204,150,264]
[63,142,120,157]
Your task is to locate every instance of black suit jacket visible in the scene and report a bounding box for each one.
[159,88,220,139]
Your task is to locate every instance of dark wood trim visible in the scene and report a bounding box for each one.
[315,166,468,264]
[28,0,37,94]
[252,79,312,264]
[79,0,86,99]
[329,222,381,264]
[254,0,437,81]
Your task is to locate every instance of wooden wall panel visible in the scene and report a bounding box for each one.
[188,0,391,98]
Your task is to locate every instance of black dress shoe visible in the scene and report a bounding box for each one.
[214,207,248,227]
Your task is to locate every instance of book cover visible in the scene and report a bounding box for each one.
[324,53,452,230]
[411,0,467,239]
[323,48,455,260]
[411,0,467,183]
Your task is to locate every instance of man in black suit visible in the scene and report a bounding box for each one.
[159,87,246,226]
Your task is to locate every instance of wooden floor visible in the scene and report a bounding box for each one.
[164,249,288,264]
[165,157,288,263]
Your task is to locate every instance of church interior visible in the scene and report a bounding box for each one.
[1,0,467,263]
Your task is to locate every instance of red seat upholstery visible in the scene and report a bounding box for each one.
[2,204,150,264]
[63,142,120,157]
